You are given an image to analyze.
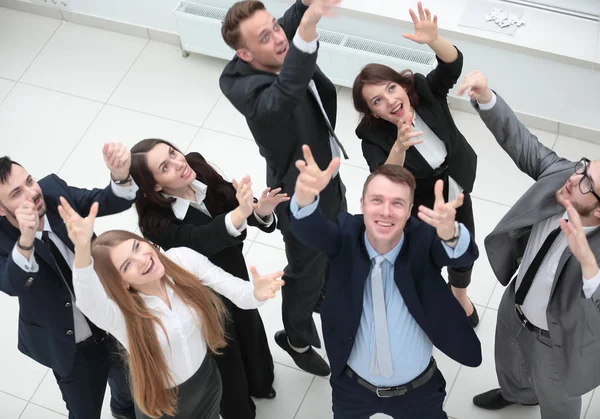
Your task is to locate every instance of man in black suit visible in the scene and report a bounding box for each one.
[0,144,137,419]
[219,0,348,376]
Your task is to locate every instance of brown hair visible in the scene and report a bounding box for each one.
[92,230,228,418]
[352,64,420,129]
[130,138,237,238]
[362,164,417,203]
[222,0,266,49]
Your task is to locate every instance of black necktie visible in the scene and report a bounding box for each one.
[41,230,106,341]
[515,226,562,305]
[307,83,349,159]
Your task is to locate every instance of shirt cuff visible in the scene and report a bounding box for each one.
[293,31,318,54]
[441,224,471,258]
[12,243,39,272]
[582,270,600,299]
[477,92,497,111]
[290,195,320,219]
[110,178,139,200]
[225,211,246,238]
[253,212,274,227]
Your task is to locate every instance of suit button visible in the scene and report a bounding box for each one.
[66,330,74,336]
[25,278,34,287]
[65,302,72,308]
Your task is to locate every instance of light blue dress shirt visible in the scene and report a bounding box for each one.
[291,195,471,386]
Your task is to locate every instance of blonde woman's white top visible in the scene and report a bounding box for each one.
[72,246,263,386]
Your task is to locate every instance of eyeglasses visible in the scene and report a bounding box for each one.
[574,158,600,202]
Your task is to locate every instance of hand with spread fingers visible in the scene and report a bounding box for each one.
[417,180,464,241]
[254,187,290,218]
[403,2,439,45]
[232,176,255,218]
[249,266,285,301]
[103,143,131,183]
[560,203,599,279]
[57,197,97,249]
[294,145,340,208]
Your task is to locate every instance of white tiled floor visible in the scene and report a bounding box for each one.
[0,7,599,419]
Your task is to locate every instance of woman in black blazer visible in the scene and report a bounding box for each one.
[129,138,289,419]
[352,2,479,327]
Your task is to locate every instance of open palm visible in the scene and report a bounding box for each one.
[250,266,285,301]
[57,197,97,248]
[403,2,438,45]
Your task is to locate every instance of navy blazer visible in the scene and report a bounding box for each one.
[0,174,135,376]
[290,206,482,378]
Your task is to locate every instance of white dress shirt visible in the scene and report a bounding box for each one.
[516,212,600,330]
[73,246,264,387]
[11,180,138,343]
[166,180,273,237]
[411,112,463,202]
[292,32,342,177]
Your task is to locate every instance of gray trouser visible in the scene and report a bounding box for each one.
[495,281,581,419]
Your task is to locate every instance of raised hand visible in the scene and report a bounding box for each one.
[254,187,290,218]
[294,145,340,208]
[403,2,439,45]
[57,197,98,249]
[15,201,41,247]
[299,0,342,42]
[249,266,285,301]
[103,143,131,182]
[457,70,493,104]
[560,203,598,274]
[232,175,255,218]
[394,112,424,155]
[417,180,463,240]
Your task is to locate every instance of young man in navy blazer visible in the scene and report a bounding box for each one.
[289,145,482,418]
[0,144,137,419]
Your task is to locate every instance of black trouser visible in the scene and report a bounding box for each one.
[53,336,134,419]
[281,175,347,348]
[214,296,274,419]
[411,192,475,289]
[331,366,448,419]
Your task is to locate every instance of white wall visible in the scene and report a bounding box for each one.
[22,0,600,132]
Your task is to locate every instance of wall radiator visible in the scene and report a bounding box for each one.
[174,1,437,88]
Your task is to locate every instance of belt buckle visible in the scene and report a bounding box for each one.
[376,386,406,398]
[375,387,393,398]
[93,334,106,344]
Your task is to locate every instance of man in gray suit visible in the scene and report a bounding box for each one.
[457,71,600,419]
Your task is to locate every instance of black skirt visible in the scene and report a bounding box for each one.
[135,355,222,419]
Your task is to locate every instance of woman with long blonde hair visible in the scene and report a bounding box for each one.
[58,197,284,419]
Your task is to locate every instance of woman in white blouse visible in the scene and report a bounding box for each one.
[57,197,284,419]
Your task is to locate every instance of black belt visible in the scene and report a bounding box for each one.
[515,305,550,338]
[343,358,437,398]
[76,331,108,350]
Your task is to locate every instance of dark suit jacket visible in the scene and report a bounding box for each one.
[141,152,276,282]
[219,0,341,232]
[357,49,477,207]
[0,174,135,376]
[290,206,482,378]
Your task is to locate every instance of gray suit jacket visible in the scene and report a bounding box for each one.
[473,93,600,396]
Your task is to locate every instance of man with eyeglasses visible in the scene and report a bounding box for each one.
[457,71,600,419]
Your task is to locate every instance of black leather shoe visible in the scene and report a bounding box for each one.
[265,387,276,399]
[468,302,479,328]
[473,388,538,410]
[275,330,330,376]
